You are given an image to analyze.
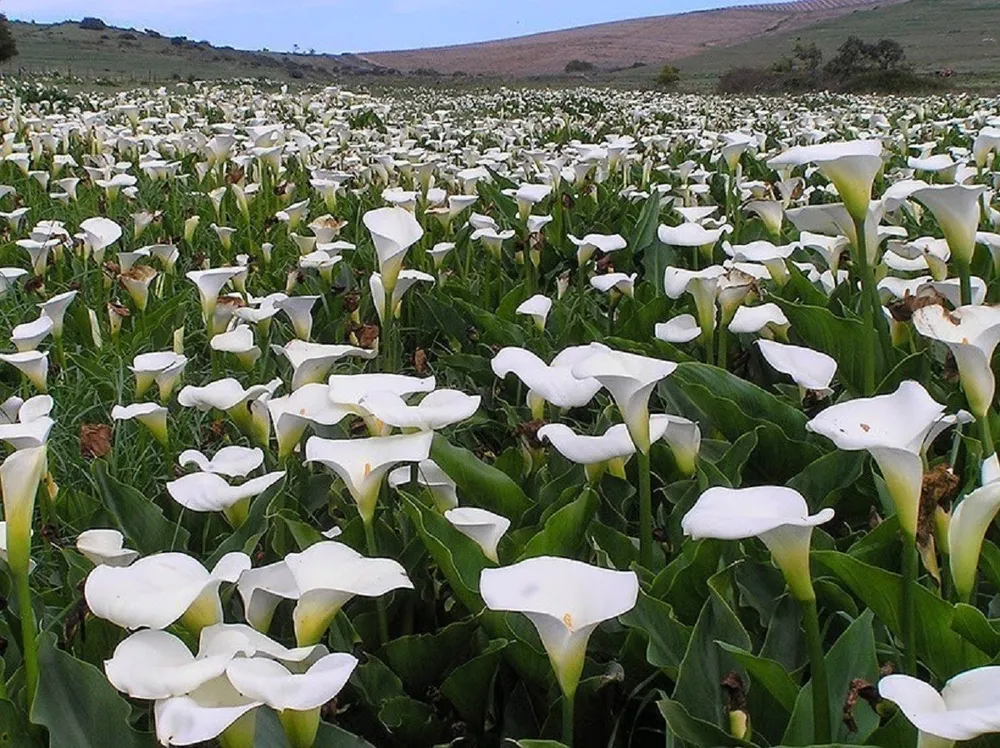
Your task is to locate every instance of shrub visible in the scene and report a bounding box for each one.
[717,66,784,94]
[0,14,17,63]
[657,64,681,87]
[118,32,136,40]
[78,17,106,31]
[565,59,595,73]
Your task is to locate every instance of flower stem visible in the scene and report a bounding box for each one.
[717,326,729,370]
[980,414,995,461]
[853,216,891,394]
[901,535,919,674]
[800,597,831,744]
[958,259,973,307]
[363,518,390,646]
[637,450,653,569]
[562,690,575,747]
[12,565,37,712]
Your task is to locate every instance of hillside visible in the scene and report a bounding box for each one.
[649,0,1000,89]
[4,0,911,84]
[361,0,909,77]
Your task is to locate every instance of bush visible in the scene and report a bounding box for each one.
[78,17,106,31]
[657,64,681,87]
[118,32,136,40]
[0,14,17,63]
[717,66,784,94]
[565,59,595,74]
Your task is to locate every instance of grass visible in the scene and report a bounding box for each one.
[612,0,1000,91]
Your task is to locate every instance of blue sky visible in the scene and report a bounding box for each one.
[5,0,748,53]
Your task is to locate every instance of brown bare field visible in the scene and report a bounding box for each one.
[361,0,911,76]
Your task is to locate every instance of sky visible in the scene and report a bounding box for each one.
[3,0,749,54]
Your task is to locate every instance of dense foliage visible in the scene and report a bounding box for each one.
[0,81,995,748]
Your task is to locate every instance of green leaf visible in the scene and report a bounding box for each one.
[517,487,597,560]
[672,575,752,727]
[716,643,799,713]
[0,700,32,748]
[430,434,531,519]
[32,633,155,748]
[440,639,508,729]
[815,551,990,678]
[619,590,692,678]
[91,460,189,554]
[380,618,477,692]
[629,192,663,255]
[782,610,879,745]
[314,723,377,748]
[786,451,865,511]
[657,698,751,747]
[399,492,488,613]
[951,603,1000,655]
[776,299,888,397]
[669,363,820,481]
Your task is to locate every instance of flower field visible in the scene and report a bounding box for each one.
[0,80,999,747]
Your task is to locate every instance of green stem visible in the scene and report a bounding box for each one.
[800,598,831,744]
[981,414,995,461]
[717,326,729,370]
[382,304,396,373]
[901,535,918,674]
[562,690,575,747]
[607,296,622,336]
[637,450,653,569]
[958,260,973,307]
[363,518,390,646]
[13,567,37,712]
[852,217,889,394]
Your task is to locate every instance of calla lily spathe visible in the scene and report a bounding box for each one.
[491,346,601,419]
[480,557,638,698]
[683,486,833,601]
[284,541,413,646]
[305,432,433,524]
[806,381,948,539]
[570,343,677,454]
[77,529,139,567]
[880,667,1000,747]
[911,304,1000,420]
[85,551,251,633]
[363,206,423,294]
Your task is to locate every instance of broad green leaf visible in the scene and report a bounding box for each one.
[91,460,189,554]
[656,698,751,747]
[781,610,879,745]
[440,638,508,728]
[0,700,31,748]
[517,487,597,560]
[951,603,1000,655]
[430,434,531,519]
[32,633,155,748]
[619,590,692,678]
[400,492,488,613]
[786,450,865,511]
[776,299,890,397]
[380,618,477,692]
[814,551,990,678]
[716,643,799,713]
[672,573,752,727]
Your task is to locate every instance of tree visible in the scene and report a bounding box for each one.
[0,15,17,63]
[793,40,822,73]
[871,38,907,71]
[657,64,680,87]
[564,59,595,74]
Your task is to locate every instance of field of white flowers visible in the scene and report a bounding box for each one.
[0,79,998,748]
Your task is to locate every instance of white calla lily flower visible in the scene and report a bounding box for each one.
[77,529,138,567]
[480,557,638,698]
[879,667,1000,746]
[85,551,251,633]
[284,541,413,646]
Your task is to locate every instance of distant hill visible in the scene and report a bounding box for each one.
[5,0,992,89]
[637,0,1000,90]
[361,0,909,77]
